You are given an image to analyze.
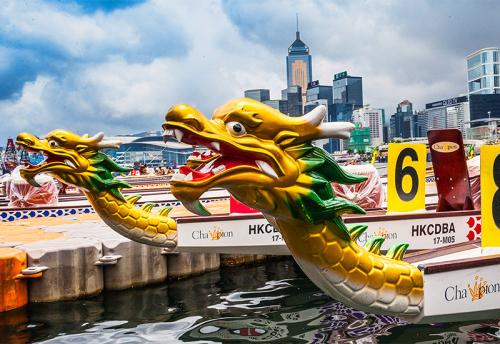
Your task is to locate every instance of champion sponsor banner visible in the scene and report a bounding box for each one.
[424,264,500,316]
[355,214,480,250]
[177,218,284,250]
[177,213,481,253]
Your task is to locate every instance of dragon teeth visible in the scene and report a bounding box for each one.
[162,129,173,136]
[212,165,225,174]
[255,160,278,179]
[65,159,76,168]
[174,129,184,142]
[211,142,220,151]
[185,172,193,181]
[199,158,218,173]
[171,172,186,181]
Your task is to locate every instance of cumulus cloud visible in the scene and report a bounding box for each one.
[0,0,499,141]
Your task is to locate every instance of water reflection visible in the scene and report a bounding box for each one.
[0,259,498,343]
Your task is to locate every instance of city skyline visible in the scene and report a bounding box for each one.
[1,0,500,141]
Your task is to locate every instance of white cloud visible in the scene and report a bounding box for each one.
[0,0,498,140]
[0,0,285,139]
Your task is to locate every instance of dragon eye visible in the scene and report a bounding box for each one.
[226,122,246,136]
[48,140,59,148]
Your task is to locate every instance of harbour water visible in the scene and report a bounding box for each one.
[1,259,499,343]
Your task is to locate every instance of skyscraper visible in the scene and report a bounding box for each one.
[281,85,303,116]
[331,71,363,151]
[390,100,414,139]
[286,16,312,105]
[304,81,335,152]
[333,71,363,109]
[467,47,499,96]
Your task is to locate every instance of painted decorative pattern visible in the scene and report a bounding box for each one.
[0,198,227,222]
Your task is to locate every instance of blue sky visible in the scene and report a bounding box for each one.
[1,0,499,141]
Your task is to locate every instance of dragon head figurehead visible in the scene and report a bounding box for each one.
[163,98,366,221]
[16,130,130,200]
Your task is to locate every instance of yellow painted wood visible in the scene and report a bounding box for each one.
[387,143,427,213]
[481,145,500,247]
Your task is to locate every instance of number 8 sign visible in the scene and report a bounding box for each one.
[387,143,427,213]
[481,145,500,247]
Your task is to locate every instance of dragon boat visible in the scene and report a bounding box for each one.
[16,98,500,323]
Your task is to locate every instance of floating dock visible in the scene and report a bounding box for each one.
[0,196,272,313]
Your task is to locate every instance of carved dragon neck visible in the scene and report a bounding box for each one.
[85,191,177,247]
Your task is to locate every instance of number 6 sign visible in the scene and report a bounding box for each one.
[387,143,427,213]
[481,145,500,247]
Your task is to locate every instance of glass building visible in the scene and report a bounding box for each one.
[331,71,364,151]
[390,100,414,139]
[467,47,500,95]
[263,99,288,114]
[286,27,312,105]
[244,89,270,102]
[281,85,303,116]
[333,71,363,108]
[304,81,335,152]
[424,96,469,137]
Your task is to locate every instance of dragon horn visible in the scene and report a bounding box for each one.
[86,132,105,143]
[301,105,354,139]
[302,105,326,126]
[317,122,355,139]
[85,132,121,149]
[96,140,122,149]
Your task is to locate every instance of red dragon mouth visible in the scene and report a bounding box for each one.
[163,128,279,183]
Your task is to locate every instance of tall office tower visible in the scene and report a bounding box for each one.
[286,16,312,105]
[281,85,303,116]
[304,81,335,152]
[467,47,500,96]
[244,89,270,102]
[413,111,428,138]
[331,71,364,151]
[352,106,384,146]
[333,71,363,109]
[390,100,414,139]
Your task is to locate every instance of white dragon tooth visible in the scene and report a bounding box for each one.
[174,129,184,142]
[65,159,76,168]
[211,142,220,151]
[171,172,186,181]
[212,165,226,174]
[162,129,173,137]
[256,160,278,179]
[185,172,193,181]
[199,158,218,173]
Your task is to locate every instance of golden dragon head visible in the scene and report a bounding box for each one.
[16,130,130,200]
[163,98,366,220]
